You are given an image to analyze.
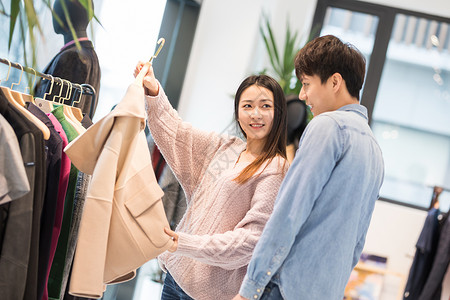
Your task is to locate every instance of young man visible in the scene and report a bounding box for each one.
[233,35,385,300]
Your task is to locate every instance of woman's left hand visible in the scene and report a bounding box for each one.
[164,227,178,252]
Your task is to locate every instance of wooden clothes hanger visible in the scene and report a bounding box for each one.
[34,75,55,113]
[67,107,86,133]
[62,81,86,134]
[70,84,84,122]
[8,63,29,106]
[53,79,85,135]
[61,80,82,123]
[12,63,37,105]
[0,60,50,140]
[36,76,83,122]
[35,77,80,123]
[51,79,81,134]
[23,68,37,105]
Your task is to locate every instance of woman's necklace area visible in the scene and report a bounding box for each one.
[236,150,259,165]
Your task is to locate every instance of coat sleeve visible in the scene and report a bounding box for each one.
[145,82,236,200]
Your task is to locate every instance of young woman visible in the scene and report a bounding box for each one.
[134,62,289,300]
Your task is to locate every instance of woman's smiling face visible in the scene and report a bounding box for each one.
[237,84,274,145]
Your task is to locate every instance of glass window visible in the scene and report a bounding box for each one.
[311,1,450,212]
[372,14,450,210]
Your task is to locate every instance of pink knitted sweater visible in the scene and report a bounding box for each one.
[145,85,287,300]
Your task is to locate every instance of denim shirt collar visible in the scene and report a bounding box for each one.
[337,103,368,121]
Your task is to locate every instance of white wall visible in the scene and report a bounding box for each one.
[178,0,450,298]
[176,0,317,133]
[176,0,262,134]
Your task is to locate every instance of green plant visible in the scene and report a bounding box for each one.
[259,13,316,121]
[259,13,302,96]
[1,0,98,69]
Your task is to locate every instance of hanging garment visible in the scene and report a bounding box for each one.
[0,112,30,252]
[148,139,186,229]
[34,40,101,118]
[60,117,94,300]
[80,114,93,129]
[59,171,91,300]
[4,93,47,300]
[418,212,450,300]
[404,208,441,299]
[47,105,80,300]
[15,99,46,300]
[0,89,44,300]
[64,83,173,298]
[0,114,30,205]
[158,163,187,230]
[42,113,71,300]
[152,144,166,181]
[27,102,64,300]
[0,113,31,255]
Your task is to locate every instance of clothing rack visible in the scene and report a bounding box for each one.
[0,57,97,119]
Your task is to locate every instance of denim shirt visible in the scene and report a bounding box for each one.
[239,104,384,300]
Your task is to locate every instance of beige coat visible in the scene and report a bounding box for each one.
[64,83,173,298]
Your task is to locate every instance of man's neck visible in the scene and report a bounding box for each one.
[335,94,359,110]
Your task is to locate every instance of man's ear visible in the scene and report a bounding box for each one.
[330,72,347,94]
[331,73,343,91]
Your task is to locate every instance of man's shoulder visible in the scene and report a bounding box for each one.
[318,107,368,129]
[307,113,341,131]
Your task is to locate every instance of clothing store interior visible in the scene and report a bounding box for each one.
[1,0,449,299]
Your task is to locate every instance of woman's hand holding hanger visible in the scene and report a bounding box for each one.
[134,61,159,96]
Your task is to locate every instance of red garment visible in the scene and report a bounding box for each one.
[42,113,71,300]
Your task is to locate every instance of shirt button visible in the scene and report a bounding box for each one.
[253,295,258,299]
[267,271,271,275]
[257,289,261,293]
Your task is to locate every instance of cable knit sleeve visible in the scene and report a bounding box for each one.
[145,82,233,199]
[174,170,285,270]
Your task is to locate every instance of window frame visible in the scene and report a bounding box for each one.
[153,0,201,110]
[310,0,450,210]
